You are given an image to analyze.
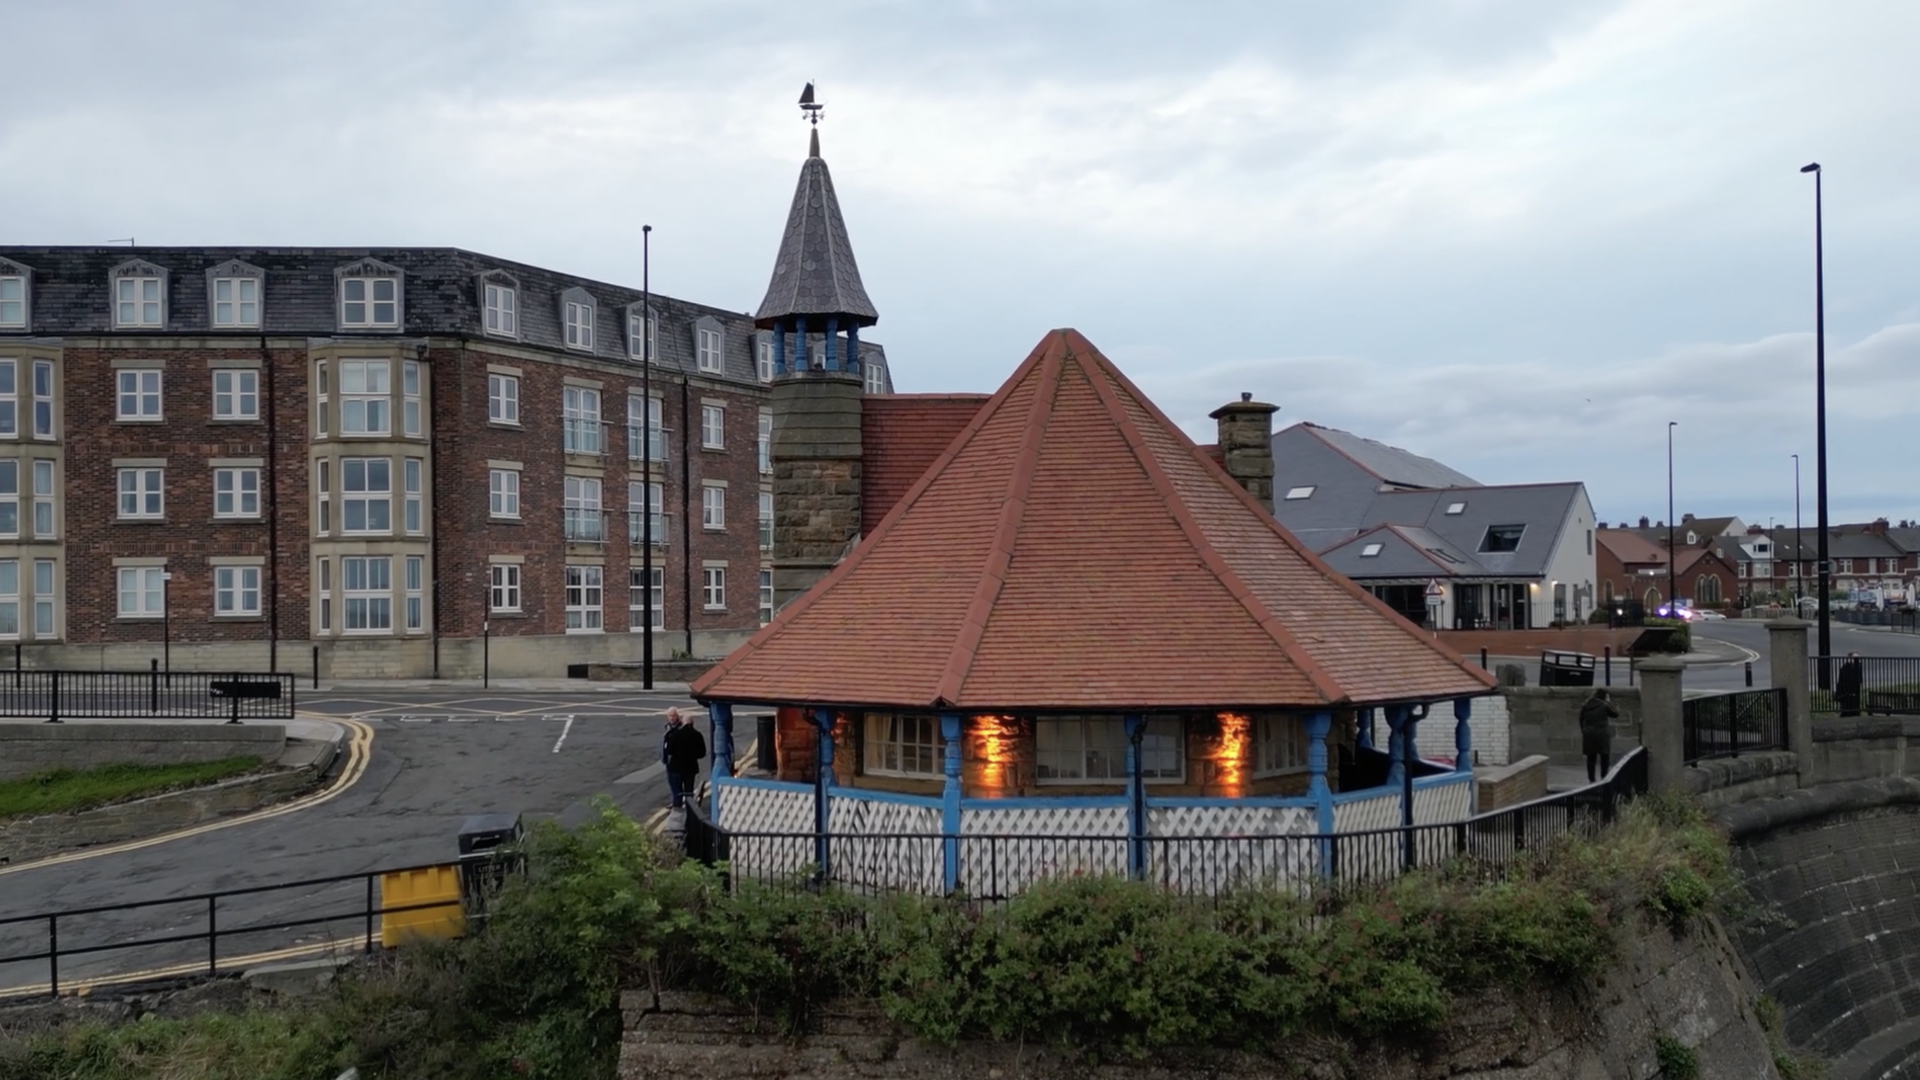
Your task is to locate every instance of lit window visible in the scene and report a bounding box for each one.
[342,556,393,631]
[211,278,260,328]
[701,484,725,530]
[566,566,604,632]
[212,467,261,518]
[31,361,53,439]
[117,566,165,618]
[489,563,521,613]
[1445,502,1467,515]
[116,369,162,420]
[117,468,164,519]
[404,458,423,534]
[32,460,53,538]
[565,476,605,543]
[489,469,520,518]
[340,360,391,435]
[115,276,164,328]
[757,410,772,474]
[1252,714,1308,776]
[1360,542,1383,557]
[0,461,16,537]
[483,283,517,336]
[488,373,519,424]
[701,404,725,449]
[405,555,424,632]
[564,300,595,351]
[340,278,399,328]
[697,325,723,372]
[212,369,259,420]
[864,713,941,777]
[702,566,726,610]
[627,310,656,361]
[759,568,773,625]
[402,360,422,437]
[0,275,24,328]
[563,387,602,455]
[32,560,54,637]
[341,457,392,534]
[629,567,663,631]
[214,566,262,617]
[1283,486,1315,500]
[1036,716,1183,783]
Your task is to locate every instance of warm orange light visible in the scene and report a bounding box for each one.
[1215,712,1251,796]
[972,715,1019,794]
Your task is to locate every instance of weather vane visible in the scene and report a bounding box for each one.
[798,81,824,126]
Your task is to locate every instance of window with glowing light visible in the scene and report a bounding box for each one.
[1036,716,1182,783]
[863,713,942,778]
[1251,714,1309,777]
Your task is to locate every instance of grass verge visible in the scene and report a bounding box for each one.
[0,757,263,821]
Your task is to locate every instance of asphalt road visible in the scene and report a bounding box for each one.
[0,688,707,995]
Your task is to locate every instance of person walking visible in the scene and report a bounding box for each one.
[661,708,707,811]
[1579,688,1619,783]
[1837,652,1865,718]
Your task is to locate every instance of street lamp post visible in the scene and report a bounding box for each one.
[1667,421,1678,616]
[1802,162,1832,677]
[161,571,173,681]
[1793,453,1803,607]
[641,224,654,690]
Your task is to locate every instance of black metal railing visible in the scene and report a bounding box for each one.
[698,749,1648,902]
[0,669,295,721]
[1682,687,1787,764]
[1809,655,1920,715]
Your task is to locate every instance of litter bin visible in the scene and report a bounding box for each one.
[1539,650,1596,687]
[457,812,524,914]
[755,714,777,772]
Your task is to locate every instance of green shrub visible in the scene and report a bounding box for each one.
[690,877,874,1033]
[1654,1031,1699,1079]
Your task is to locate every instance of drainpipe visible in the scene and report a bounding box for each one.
[681,377,693,659]
[260,336,279,672]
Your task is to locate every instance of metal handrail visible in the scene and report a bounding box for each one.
[0,669,295,721]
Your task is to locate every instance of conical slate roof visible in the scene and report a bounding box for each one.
[753,131,878,328]
[694,329,1495,711]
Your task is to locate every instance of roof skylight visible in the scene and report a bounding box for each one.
[1284,486,1315,500]
[1360,543,1383,557]
[1445,501,1466,515]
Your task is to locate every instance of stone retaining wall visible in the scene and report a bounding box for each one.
[1506,686,1643,765]
[1474,754,1548,812]
[0,722,286,781]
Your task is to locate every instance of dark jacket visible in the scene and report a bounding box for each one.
[1837,660,1864,712]
[1578,694,1619,756]
[663,723,707,772]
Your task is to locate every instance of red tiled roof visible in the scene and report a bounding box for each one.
[863,394,990,534]
[694,329,1495,711]
[1597,529,1668,566]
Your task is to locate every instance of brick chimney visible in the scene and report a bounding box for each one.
[1871,517,1890,535]
[1639,516,1651,528]
[1208,393,1280,512]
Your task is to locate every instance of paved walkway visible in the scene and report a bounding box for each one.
[313,677,695,695]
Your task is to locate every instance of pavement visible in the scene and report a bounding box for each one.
[312,678,694,695]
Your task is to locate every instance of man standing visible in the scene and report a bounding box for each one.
[662,708,707,811]
[1579,688,1619,783]
[1837,652,1865,718]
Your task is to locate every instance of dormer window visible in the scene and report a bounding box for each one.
[756,334,774,382]
[341,278,398,328]
[864,358,886,394]
[1283,486,1315,501]
[0,261,28,330]
[205,259,265,330]
[483,282,517,337]
[1360,543,1383,557]
[696,320,723,373]
[1479,524,1525,553]
[561,288,596,351]
[111,260,169,328]
[1445,502,1467,515]
[626,307,656,361]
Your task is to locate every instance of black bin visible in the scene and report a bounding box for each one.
[755,714,777,772]
[457,812,524,911]
[1539,650,1596,687]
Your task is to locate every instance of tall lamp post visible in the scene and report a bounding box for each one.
[1667,422,1678,616]
[641,224,654,690]
[1802,162,1832,675]
[1793,453,1803,606]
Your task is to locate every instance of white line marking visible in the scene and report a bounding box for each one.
[551,715,576,753]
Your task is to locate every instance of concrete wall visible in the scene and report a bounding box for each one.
[1506,686,1642,765]
[1475,755,1548,812]
[0,722,285,781]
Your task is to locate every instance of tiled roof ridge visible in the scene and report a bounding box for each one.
[1102,357,1495,693]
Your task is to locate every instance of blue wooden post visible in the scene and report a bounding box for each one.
[1453,698,1473,772]
[1384,707,1408,788]
[824,316,838,372]
[1124,714,1146,880]
[795,318,810,371]
[812,707,834,878]
[940,713,963,894]
[1356,707,1374,751]
[772,323,786,376]
[1305,711,1335,877]
[708,702,734,822]
[847,325,861,377]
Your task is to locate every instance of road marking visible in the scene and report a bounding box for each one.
[551,715,576,753]
[0,719,375,879]
[644,807,668,833]
[0,935,375,999]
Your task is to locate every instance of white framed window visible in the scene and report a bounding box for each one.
[565,565,603,632]
[0,275,24,328]
[340,359,391,435]
[403,457,423,534]
[117,467,164,519]
[402,360,422,437]
[489,563,521,613]
[864,713,941,777]
[759,568,774,625]
[116,369,162,420]
[405,555,424,632]
[627,395,665,463]
[315,361,329,437]
[483,283,516,336]
[488,373,519,424]
[0,559,17,638]
[0,461,16,537]
[117,566,165,618]
[701,484,725,530]
[212,277,260,328]
[759,491,773,551]
[564,300,595,350]
[340,277,399,328]
[697,325,723,372]
[316,459,331,534]
[31,460,53,538]
[757,410,772,474]
[1838,559,1854,574]
[317,557,331,631]
[1036,716,1183,783]
[116,276,165,328]
[342,555,393,631]
[864,359,886,394]
[32,560,54,637]
[1251,714,1308,777]
[341,457,392,534]
[627,311,656,361]
[757,337,774,382]
[212,369,259,420]
[489,468,520,518]
[629,566,663,631]
[701,403,724,449]
[628,480,666,545]
[702,566,726,610]
[563,386,602,455]
[564,475,604,543]
[213,467,261,518]
[214,566,262,617]
[0,359,16,436]
[31,361,53,439]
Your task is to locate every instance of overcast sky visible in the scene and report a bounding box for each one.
[5,0,1915,529]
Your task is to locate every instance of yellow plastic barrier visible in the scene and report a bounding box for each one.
[379,864,465,946]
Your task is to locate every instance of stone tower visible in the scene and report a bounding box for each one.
[756,126,879,611]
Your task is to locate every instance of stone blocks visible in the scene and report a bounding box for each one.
[0,722,286,781]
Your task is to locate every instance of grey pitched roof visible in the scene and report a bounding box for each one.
[1274,477,1587,580]
[1282,422,1480,491]
[1319,524,1473,579]
[753,132,877,329]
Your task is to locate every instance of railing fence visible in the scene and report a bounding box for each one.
[1682,687,1787,764]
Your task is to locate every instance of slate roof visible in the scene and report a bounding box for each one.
[1280,480,1587,580]
[1318,525,1472,579]
[862,394,990,534]
[693,329,1494,711]
[1280,422,1480,491]
[753,131,878,329]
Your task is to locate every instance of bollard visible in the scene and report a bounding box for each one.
[1480,648,1488,670]
[312,646,320,690]
[150,657,160,713]
[1604,646,1612,687]
[1745,660,1753,687]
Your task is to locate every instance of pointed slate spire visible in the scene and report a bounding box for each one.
[754,128,878,329]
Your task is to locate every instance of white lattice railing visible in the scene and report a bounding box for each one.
[827,794,944,895]
[1415,774,1474,824]
[1332,790,1401,834]
[958,803,1129,898]
[1145,803,1321,893]
[715,780,816,883]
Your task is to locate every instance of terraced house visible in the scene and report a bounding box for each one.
[0,244,891,679]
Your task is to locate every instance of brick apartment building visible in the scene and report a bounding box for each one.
[0,232,892,678]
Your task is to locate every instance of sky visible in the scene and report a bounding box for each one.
[4,0,1916,529]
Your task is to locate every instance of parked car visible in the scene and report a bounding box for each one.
[1693,609,1726,621]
